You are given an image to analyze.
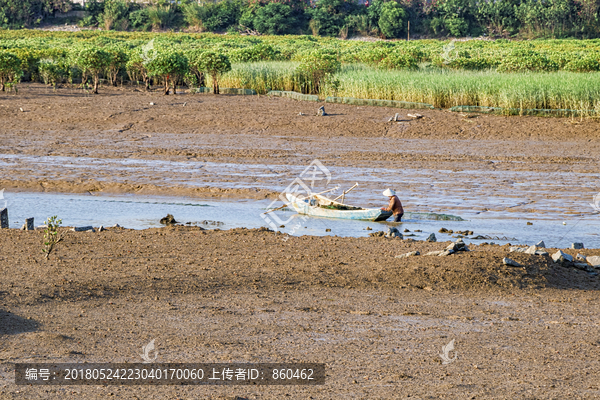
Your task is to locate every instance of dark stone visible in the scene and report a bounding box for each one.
[160,214,178,225]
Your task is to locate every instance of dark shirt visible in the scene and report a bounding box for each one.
[384,195,404,215]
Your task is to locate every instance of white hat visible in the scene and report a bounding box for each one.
[383,188,396,197]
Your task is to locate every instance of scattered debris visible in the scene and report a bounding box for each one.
[503,257,522,267]
[425,250,445,256]
[160,214,178,225]
[587,256,600,268]
[386,227,403,239]
[407,113,423,119]
[404,228,410,232]
[298,112,305,116]
[552,250,574,264]
[71,226,95,232]
[388,113,401,122]
[149,102,155,105]
[439,228,452,234]
[395,251,420,259]
[438,250,454,257]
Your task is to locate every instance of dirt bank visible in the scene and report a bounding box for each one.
[1,227,600,398]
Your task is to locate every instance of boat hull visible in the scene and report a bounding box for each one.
[285,194,392,221]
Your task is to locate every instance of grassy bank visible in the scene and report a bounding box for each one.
[215,62,600,112]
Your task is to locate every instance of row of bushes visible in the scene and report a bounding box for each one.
[4,0,600,39]
[0,46,341,95]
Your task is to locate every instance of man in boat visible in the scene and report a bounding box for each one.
[381,188,404,222]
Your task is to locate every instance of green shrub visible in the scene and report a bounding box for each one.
[497,49,558,72]
[380,51,418,70]
[75,47,111,94]
[198,51,232,94]
[295,50,340,94]
[378,1,407,39]
[0,51,22,91]
[564,55,600,72]
[229,43,280,62]
[146,49,188,95]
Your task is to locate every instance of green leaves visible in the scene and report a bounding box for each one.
[0,51,22,91]
[42,216,63,260]
[378,1,407,39]
[76,47,111,75]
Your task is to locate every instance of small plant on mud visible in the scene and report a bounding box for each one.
[42,216,64,260]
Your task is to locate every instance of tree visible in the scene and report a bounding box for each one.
[145,50,188,95]
[249,3,303,35]
[106,46,128,86]
[198,51,231,95]
[98,0,129,30]
[75,47,111,94]
[378,1,408,39]
[125,50,151,90]
[308,0,362,37]
[0,51,22,92]
[295,50,340,94]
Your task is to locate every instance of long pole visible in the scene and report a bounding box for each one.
[407,21,410,41]
[332,183,359,203]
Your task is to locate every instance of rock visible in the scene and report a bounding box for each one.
[388,113,400,122]
[366,227,372,230]
[424,250,444,256]
[24,218,34,231]
[472,235,486,240]
[524,245,538,255]
[395,251,420,258]
[552,250,574,264]
[535,250,549,256]
[573,263,593,272]
[576,254,586,261]
[99,226,106,232]
[446,239,467,252]
[414,229,422,232]
[526,222,533,225]
[20,224,26,230]
[503,257,522,267]
[325,228,331,232]
[279,225,285,228]
[369,231,385,237]
[439,228,449,233]
[438,250,454,256]
[112,224,121,228]
[160,214,178,225]
[535,240,546,248]
[571,242,584,250]
[0,208,8,229]
[407,113,423,119]
[71,226,94,232]
[403,229,410,232]
[149,102,155,105]
[316,106,327,116]
[587,256,600,268]
[426,233,436,242]
[510,246,527,253]
[386,227,403,239]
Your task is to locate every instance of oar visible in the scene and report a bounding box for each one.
[332,183,359,203]
[262,186,339,215]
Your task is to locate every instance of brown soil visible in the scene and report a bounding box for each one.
[1,84,600,398]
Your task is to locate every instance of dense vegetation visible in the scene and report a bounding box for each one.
[1,31,600,113]
[2,0,600,39]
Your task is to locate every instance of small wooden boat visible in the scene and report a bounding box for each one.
[285,193,392,221]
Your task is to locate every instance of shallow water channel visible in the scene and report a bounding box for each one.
[4,192,599,248]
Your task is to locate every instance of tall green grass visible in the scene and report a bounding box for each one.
[216,62,600,113]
